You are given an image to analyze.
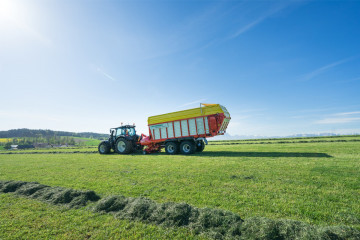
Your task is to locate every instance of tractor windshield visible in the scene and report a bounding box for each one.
[115,129,124,137]
[116,127,136,137]
[127,127,136,136]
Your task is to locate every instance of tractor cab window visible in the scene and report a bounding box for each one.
[115,127,136,137]
[126,127,136,136]
[115,128,125,137]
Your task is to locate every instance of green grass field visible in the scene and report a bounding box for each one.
[0,146,98,153]
[73,137,101,146]
[210,135,360,144]
[0,136,359,239]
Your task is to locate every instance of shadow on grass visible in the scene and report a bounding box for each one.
[193,151,332,158]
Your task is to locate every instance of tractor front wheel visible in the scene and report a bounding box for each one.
[98,141,111,154]
[115,138,133,154]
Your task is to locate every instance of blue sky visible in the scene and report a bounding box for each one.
[0,0,360,137]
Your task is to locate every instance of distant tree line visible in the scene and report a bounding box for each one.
[0,128,107,139]
[1,136,77,149]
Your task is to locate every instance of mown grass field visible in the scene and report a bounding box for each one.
[0,136,359,239]
[73,137,101,146]
[0,146,98,153]
[210,135,360,144]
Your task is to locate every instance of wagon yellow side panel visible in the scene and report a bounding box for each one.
[148,104,227,125]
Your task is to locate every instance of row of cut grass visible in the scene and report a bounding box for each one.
[0,194,202,240]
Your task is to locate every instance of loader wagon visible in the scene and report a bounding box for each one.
[140,104,231,154]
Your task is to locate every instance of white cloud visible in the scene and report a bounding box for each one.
[333,111,360,116]
[229,17,266,39]
[300,57,354,81]
[97,67,116,82]
[315,117,360,124]
[177,98,207,108]
[228,4,288,40]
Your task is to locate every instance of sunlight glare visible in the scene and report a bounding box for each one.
[0,0,21,21]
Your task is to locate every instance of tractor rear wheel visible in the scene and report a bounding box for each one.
[180,141,196,155]
[115,138,133,154]
[98,141,111,154]
[196,140,205,152]
[165,142,179,155]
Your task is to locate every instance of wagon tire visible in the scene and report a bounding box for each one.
[180,141,196,155]
[115,138,133,154]
[196,140,205,152]
[98,141,111,154]
[165,142,179,155]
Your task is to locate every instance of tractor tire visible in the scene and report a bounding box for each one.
[179,141,196,155]
[115,138,134,154]
[165,142,179,155]
[196,140,205,152]
[98,141,111,154]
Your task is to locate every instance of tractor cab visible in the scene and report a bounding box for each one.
[109,125,138,145]
[110,125,136,140]
[99,125,143,154]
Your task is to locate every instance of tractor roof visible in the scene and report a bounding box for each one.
[112,125,136,129]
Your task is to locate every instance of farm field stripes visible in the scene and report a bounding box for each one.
[0,142,359,225]
[1,136,360,154]
[0,147,98,154]
[0,151,98,155]
[210,139,360,145]
[0,137,359,239]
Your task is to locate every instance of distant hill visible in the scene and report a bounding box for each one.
[0,128,108,140]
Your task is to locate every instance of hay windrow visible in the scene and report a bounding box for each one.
[240,217,360,240]
[0,180,28,193]
[318,226,360,240]
[93,195,128,212]
[94,196,243,239]
[0,180,100,208]
[1,180,360,239]
[240,217,320,240]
